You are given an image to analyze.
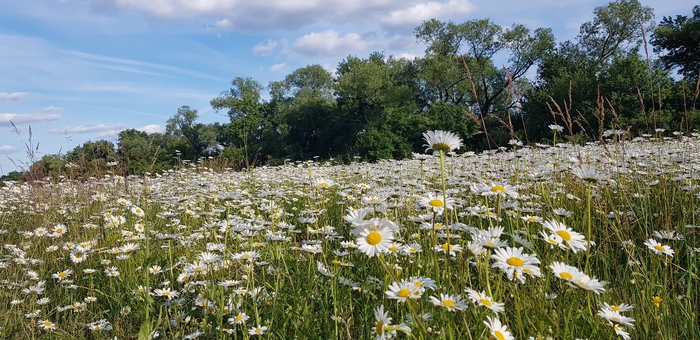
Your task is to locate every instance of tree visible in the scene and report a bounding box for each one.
[211,77,267,168]
[415,19,554,116]
[651,5,700,81]
[165,106,217,158]
[577,0,654,63]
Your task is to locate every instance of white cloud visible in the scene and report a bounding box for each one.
[216,18,233,29]
[381,0,475,27]
[0,113,61,126]
[270,63,286,72]
[0,92,29,102]
[48,123,121,134]
[294,30,367,57]
[137,124,163,134]
[253,39,280,55]
[42,106,64,111]
[0,145,19,154]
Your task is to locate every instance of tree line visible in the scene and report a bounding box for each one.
[3,0,699,182]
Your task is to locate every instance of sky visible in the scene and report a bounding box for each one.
[0,0,696,175]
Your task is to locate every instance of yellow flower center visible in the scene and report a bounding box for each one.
[389,246,398,252]
[43,321,52,327]
[611,305,621,311]
[556,230,572,241]
[442,299,455,307]
[432,143,451,153]
[506,257,524,267]
[375,321,384,335]
[491,185,506,192]
[397,288,411,298]
[654,245,666,252]
[441,243,453,251]
[480,298,493,306]
[366,231,382,245]
[560,272,573,281]
[494,330,506,340]
[429,199,444,207]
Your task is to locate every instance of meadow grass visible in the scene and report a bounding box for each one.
[0,132,698,339]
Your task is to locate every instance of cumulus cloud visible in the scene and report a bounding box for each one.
[42,106,64,111]
[252,39,280,55]
[294,30,367,57]
[137,124,163,134]
[91,0,421,31]
[381,0,475,27]
[0,145,19,154]
[48,123,120,134]
[216,18,233,29]
[0,113,61,126]
[270,63,286,72]
[0,92,29,102]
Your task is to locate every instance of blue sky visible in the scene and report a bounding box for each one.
[0,0,695,175]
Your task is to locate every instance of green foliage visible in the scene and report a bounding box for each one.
[652,5,700,81]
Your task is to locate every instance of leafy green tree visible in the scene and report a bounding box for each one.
[523,0,659,141]
[651,5,700,81]
[211,77,267,168]
[415,19,554,117]
[577,0,654,63]
[165,106,217,158]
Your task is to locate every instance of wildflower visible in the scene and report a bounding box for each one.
[541,219,587,253]
[70,250,87,263]
[418,192,455,213]
[317,261,334,277]
[434,242,462,256]
[652,296,663,308]
[52,269,73,281]
[149,265,163,275]
[549,124,564,132]
[248,325,267,336]
[483,316,513,340]
[571,164,608,183]
[87,319,113,331]
[652,230,684,241]
[406,276,437,291]
[52,224,68,237]
[597,308,635,327]
[613,324,631,340]
[229,312,249,325]
[38,320,56,331]
[385,281,419,303]
[118,243,140,254]
[356,224,394,257]
[553,208,573,217]
[423,130,463,153]
[429,293,468,312]
[130,206,145,217]
[573,274,607,294]
[465,288,505,313]
[153,287,179,300]
[549,261,583,282]
[104,266,120,277]
[644,239,674,257]
[602,302,634,313]
[373,305,392,339]
[491,247,541,283]
[470,182,519,198]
